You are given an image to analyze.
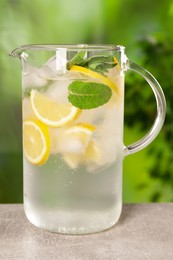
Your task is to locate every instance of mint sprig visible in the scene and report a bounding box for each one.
[68,81,112,109]
[67,51,117,75]
[82,55,117,75]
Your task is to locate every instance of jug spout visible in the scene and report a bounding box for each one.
[9,45,29,59]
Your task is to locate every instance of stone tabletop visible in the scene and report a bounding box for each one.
[0,203,173,260]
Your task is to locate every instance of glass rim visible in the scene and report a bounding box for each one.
[10,44,125,58]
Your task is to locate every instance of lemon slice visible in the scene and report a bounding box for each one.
[70,65,118,93]
[30,89,80,127]
[23,119,50,165]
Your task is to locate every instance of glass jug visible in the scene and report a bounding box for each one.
[10,44,166,234]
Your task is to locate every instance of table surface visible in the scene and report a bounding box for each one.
[0,203,173,260]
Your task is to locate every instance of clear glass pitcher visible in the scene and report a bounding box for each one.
[10,44,166,234]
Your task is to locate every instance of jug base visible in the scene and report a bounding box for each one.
[24,204,122,235]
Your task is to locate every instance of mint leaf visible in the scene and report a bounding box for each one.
[67,53,117,75]
[66,51,86,70]
[84,55,117,75]
[68,81,112,109]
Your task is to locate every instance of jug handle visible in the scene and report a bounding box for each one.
[124,60,166,156]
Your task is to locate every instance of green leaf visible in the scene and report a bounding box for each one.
[67,52,117,75]
[66,51,86,70]
[86,55,117,75]
[68,81,112,109]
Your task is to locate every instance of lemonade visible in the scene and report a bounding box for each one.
[22,50,124,234]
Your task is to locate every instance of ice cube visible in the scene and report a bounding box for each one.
[77,105,105,126]
[45,69,88,103]
[45,79,69,103]
[37,65,55,79]
[43,51,67,76]
[96,105,123,165]
[42,53,88,80]
[43,55,56,71]
[59,137,84,154]
[22,65,48,89]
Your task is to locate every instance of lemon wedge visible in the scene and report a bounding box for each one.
[59,122,96,154]
[30,89,80,127]
[61,122,100,168]
[64,123,96,150]
[113,57,120,68]
[63,140,101,169]
[23,119,50,165]
[70,65,118,94]
[84,140,101,163]
[65,122,96,136]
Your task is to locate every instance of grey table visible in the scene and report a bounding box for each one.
[0,204,173,260]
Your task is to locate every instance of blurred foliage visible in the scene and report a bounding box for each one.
[125,34,173,201]
[0,0,173,202]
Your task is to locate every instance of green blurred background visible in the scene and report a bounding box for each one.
[0,0,173,203]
